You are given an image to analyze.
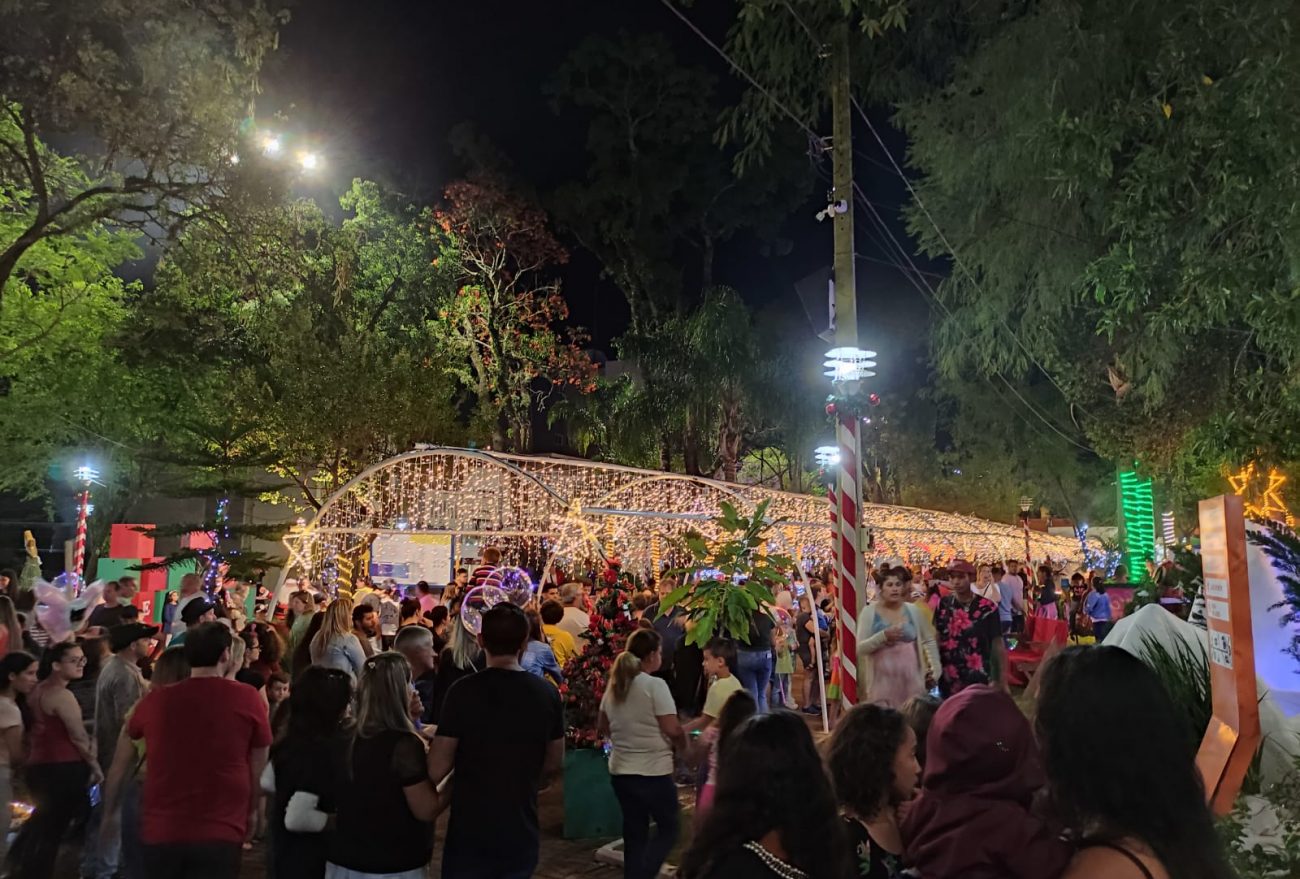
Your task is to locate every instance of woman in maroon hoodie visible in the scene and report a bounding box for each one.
[900,684,1073,879]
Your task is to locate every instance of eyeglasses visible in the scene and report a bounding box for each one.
[64,656,87,666]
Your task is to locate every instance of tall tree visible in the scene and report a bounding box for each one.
[894,0,1300,496]
[136,180,466,508]
[0,1,287,295]
[551,33,807,328]
[431,177,595,451]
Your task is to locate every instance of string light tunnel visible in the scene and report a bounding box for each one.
[1227,462,1295,526]
[279,447,1093,591]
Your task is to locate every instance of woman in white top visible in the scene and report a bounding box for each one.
[0,652,38,865]
[310,598,366,680]
[598,628,686,879]
[856,568,941,709]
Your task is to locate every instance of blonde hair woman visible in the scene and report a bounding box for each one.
[309,598,365,680]
[598,628,685,879]
[325,653,444,879]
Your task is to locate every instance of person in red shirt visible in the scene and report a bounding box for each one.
[126,622,271,879]
[471,545,502,588]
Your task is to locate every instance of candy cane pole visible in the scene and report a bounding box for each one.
[837,413,862,705]
[72,488,90,580]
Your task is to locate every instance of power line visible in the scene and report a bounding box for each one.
[769,0,1093,419]
[655,0,1097,455]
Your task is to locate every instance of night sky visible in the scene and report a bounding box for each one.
[257,0,936,357]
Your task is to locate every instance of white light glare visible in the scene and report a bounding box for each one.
[823,347,878,382]
[261,134,282,156]
[298,151,320,171]
[814,446,841,468]
[73,465,100,484]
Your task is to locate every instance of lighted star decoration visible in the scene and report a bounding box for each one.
[1228,462,1294,526]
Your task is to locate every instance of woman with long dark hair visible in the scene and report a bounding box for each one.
[267,665,352,879]
[290,612,326,680]
[1035,566,1059,620]
[1037,646,1235,879]
[0,652,37,865]
[827,704,920,879]
[13,641,103,879]
[599,628,685,879]
[681,711,848,879]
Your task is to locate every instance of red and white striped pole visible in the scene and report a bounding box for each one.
[72,489,90,580]
[836,414,862,705]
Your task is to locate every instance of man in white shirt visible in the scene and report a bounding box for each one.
[556,582,590,648]
[997,560,1027,635]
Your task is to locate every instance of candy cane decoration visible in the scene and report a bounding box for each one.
[71,489,90,580]
[837,414,862,705]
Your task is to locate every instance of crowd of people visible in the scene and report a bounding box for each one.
[0,549,1230,879]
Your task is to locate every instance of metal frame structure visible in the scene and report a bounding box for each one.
[280,446,1089,588]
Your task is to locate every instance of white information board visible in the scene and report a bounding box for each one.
[370,534,453,586]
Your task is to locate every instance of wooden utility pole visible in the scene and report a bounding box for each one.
[830,17,865,707]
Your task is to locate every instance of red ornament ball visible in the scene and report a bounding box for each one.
[825,401,837,416]
[868,393,881,406]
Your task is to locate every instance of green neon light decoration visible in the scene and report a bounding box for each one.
[1118,469,1156,567]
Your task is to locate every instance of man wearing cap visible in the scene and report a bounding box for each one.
[168,597,216,649]
[932,560,1002,698]
[85,621,157,879]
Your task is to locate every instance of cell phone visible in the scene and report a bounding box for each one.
[88,783,101,808]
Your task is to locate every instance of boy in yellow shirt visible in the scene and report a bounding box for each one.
[540,599,579,667]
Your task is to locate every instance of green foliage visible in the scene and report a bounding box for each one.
[135,179,466,508]
[1245,526,1300,673]
[0,1,287,293]
[1219,760,1300,879]
[430,176,595,452]
[894,0,1300,489]
[1136,632,1211,756]
[659,499,791,646]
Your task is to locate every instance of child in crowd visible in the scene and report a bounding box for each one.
[772,613,794,709]
[899,694,940,771]
[901,685,1072,879]
[693,690,755,828]
[684,638,743,736]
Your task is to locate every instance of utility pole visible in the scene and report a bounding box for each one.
[830,17,864,707]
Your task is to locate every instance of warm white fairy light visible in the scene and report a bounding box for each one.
[281,448,1091,588]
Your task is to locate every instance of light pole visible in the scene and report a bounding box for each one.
[71,464,100,585]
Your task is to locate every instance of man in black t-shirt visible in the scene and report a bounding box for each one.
[85,577,139,631]
[429,603,563,879]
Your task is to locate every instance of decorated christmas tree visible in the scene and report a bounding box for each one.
[559,560,638,749]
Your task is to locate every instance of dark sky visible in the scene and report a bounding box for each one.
[258,0,938,365]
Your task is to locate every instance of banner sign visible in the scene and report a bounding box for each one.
[1195,495,1260,814]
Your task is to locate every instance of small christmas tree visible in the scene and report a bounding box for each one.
[560,560,637,749]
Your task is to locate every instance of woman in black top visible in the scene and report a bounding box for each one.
[680,711,849,879]
[826,704,920,879]
[267,666,352,879]
[327,652,447,878]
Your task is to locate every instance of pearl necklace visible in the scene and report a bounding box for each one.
[743,841,808,879]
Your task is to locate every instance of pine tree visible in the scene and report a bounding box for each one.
[138,413,287,592]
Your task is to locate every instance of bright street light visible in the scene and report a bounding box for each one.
[814,446,841,468]
[261,133,282,156]
[298,151,320,171]
[823,347,877,383]
[73,464,100,484]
